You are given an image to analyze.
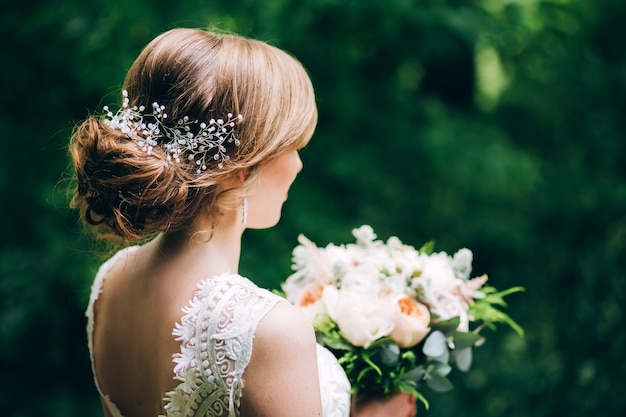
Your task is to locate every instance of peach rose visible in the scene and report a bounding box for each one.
[296,282,326,307]
[295,282,329,321]
[389,295,431,348]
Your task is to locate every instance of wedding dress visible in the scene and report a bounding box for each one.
[86,247,351,417]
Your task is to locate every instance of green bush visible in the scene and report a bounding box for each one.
[1,0,623,415]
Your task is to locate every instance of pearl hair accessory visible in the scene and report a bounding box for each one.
[103,90,243,172]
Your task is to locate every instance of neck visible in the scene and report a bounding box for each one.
[151,210,245,277]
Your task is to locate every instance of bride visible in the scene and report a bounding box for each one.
[70,27,416,417]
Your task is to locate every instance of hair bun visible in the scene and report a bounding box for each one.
[70,117,192,240]
[70,28,317,240]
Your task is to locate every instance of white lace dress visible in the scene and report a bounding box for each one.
[86,247,351,417]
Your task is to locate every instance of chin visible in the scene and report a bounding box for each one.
[247,215,282,230]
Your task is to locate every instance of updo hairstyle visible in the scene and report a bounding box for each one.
[70,28,317,241]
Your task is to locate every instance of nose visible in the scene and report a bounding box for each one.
[294,151,303,173]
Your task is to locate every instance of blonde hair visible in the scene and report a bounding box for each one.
[70,28,317,241]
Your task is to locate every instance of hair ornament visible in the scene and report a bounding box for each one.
[103,90,243,172]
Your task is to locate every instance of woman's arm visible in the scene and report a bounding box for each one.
[241,302,323,417]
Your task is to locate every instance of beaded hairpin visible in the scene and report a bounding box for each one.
[103,90,243,172]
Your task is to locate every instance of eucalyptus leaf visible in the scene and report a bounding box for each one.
[425,372,454,392]
[433,361,452,376]
[431,317,461,334]
[367,336,395,349]
[423,331,447,357]
[402,365,426,382]
[453,347,473,372]
[377,343,400,366]
[430,348,450,364]
[451,331,482,350]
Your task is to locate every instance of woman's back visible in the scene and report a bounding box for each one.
[88,244,185,416]
[87,240,339,417]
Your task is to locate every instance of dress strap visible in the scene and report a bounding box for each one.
[85,246,139,417]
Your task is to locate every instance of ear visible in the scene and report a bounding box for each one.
[238,169,248,183]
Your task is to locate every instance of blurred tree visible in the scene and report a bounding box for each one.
[0,0,623,416]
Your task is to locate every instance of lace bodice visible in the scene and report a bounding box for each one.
[86,247,351,417]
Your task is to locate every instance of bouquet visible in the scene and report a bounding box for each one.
[282,225,524,408]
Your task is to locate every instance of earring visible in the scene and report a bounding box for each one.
[242,198,248,225]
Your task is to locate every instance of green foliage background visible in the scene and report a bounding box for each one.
[1,0,624,416]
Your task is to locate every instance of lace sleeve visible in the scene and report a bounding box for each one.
[162,274,284,417]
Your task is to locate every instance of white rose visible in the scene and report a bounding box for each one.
[341,264,382,290]
[385,273,409,294]
[389,295,431,348]
[322,285,394,348]
[428,291,470,331]
[421,252,459,293]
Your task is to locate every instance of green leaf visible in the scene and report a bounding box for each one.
[425,372,454,392]
[450,330,482,350]
[396,380,430,410]
[402,365,426,383]
[431,316,461,333]
[470,286,525,336]
[362,352,383,376]
[418,240,436,255]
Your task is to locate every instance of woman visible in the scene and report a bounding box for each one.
[70,28,416,417]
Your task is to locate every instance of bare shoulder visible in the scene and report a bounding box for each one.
[249,302,319,370]
[241,301,322,417]
[255,301,315,345]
